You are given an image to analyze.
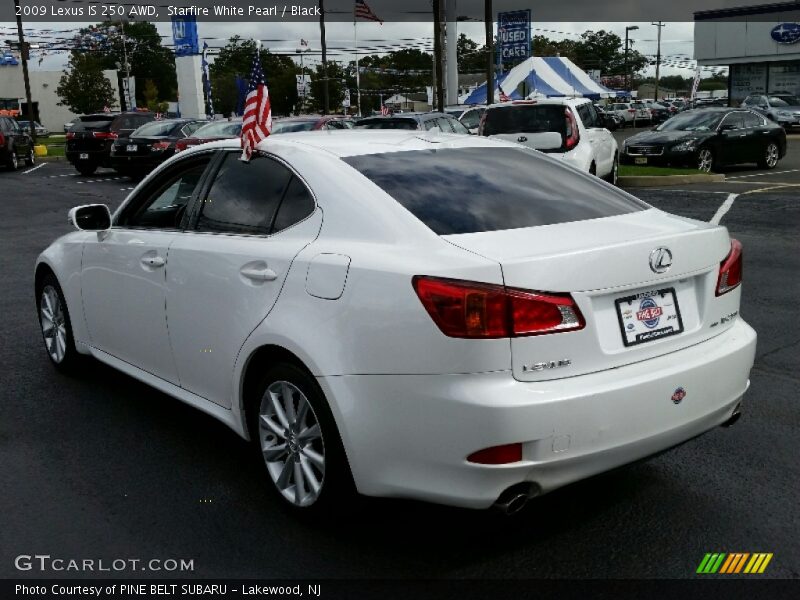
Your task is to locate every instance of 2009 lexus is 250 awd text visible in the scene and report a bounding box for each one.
[35,132,756,514]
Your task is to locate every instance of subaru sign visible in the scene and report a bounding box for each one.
[771,23,800,45]
[172,16,199,56]
[498,9,531,64]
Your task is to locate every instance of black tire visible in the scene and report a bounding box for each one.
[757,142,780,170]
[76,163,97,176]
[7,146,19,170]
[36,273,81,373]
[24,146,35,167]
[248,362,355,515]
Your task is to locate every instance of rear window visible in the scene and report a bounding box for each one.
[343,147,646,235]
[72,115,114,131]
[482,105,566,136]
[356,118,419,130]
[193,121,242,137]
[272,120,317,134]
[132,121,180,137]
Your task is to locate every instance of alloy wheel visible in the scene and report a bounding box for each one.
[10,150,18,170]
[40,285,67,363]
[259,380,326,507]
[765,143,779,168]
[697,148,714,173]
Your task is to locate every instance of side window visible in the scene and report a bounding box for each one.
[437,118,455,133]
[448,117,470,134]
[461,110,481,129]
[195,153,293,235]
[325,120,345,129]
[272,176,315,233]
[0,118,8,132]
[743,112,763,128]
[122,159,211,229]
[721,113,745,130]
[424,119,441,131]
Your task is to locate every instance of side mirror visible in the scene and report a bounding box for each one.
[68,204,111,231]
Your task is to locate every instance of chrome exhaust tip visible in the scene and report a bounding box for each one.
[721,403,742,428]
[493,483,539,515]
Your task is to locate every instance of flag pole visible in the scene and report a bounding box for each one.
[354,11,361,116]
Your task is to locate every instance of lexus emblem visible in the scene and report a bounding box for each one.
[649,247,673,274]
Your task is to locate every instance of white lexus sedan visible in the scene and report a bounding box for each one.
[35,132,756,514]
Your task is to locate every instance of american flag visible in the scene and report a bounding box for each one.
[241,50,272,162]
[498,84,510,103]
[380,105,389,116]
[355,0,382,23]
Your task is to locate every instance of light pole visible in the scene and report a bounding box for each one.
[651,21,665,100]
[485,0,494,107]
[624,25,639,96]
[13,0,36,144]
[296,47,311,113]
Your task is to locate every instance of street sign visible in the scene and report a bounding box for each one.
[296,74,310,98]
[498,9,531,65]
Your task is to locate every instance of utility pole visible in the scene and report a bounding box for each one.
[319,0,329,114]
[445,0,458,106]
[624,25,638,96]
[13,0,36,144]
[120,20,133,110]
[433,0,444,112]
[652,21,665,100]
[485,0,494,107]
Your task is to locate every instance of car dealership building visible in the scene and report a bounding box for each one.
[695,2,800,105]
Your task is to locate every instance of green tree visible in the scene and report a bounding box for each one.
[142,79,168,113]
[209,36,298,117]
[78,21,177,107]
[308,62,347,113]
[56,53,116,114]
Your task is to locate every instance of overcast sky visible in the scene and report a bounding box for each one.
[4,20,720,79]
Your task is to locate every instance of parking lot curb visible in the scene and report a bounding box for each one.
[38,156,65,162]
[619,174,725,187]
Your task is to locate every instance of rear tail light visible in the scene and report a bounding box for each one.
[467,443,522,465]
[65,132,75,140]
[0,133,4,147]
[628,108,635,114]
[716,239,743,296]
[92,131,118,139]
[564,107,580,150]
[175,139,190,152]
[412,276,585,339]
[151,141,171,151]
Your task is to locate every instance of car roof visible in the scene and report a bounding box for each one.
[485,98,591,110]
[181,130,522,160]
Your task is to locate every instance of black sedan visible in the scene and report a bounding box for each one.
[620,108,787,172]
[110,118,207,176]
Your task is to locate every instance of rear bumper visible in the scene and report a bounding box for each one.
[320,319,756,509]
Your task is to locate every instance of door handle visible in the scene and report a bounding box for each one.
[141,255,165,268]
[516,136,528,143]
[240,266,278,282]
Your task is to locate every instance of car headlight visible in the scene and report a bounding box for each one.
[777,110,792,118]
[673,139,697,152]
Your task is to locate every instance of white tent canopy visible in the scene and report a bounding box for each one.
[460,57,621,105]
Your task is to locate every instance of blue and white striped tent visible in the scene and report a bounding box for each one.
[461,56,621,105]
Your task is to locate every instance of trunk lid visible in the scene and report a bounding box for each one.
[443,209,739,381]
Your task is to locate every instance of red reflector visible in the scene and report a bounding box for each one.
[92,131,118,139]
[467,443,523,465]
[716,239,743,296]
[151,141,171,150]
[412,276,585,339]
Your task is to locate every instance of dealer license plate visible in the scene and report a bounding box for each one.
[126,144,138,152]
[79,153,89,160]
[634,157,648,165]
[615,287,683,347]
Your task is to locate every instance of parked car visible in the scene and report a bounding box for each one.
[271,115,355,134]
[110,118,207,176]
[621,107,786,172]
[458,106,486,134]
[65,112,157,176]
[0,115,34,170]
[17,120,49,137]
[644,102,672,124]
[479,98,619,184]
[175,119,243,153]
[356,112,470,134]
[594,104,623,130]
[35,131,755,513]
[607,101,650,126]
[741,93,800,128]
[443,106,467,119]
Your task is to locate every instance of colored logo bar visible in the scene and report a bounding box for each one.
[697,553,773,574]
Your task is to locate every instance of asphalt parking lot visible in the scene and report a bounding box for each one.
[1,158,798,580]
